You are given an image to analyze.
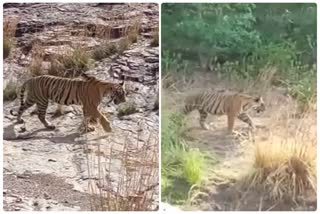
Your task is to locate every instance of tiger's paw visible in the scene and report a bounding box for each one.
[16,118,25,124]
[201,123,211,130]
[102,125,112,133]
[46,125,56,130]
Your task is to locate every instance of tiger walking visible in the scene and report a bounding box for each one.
[10,73,127,132]
[182,89,266,133]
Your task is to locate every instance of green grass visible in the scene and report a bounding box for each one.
[161,111,207,204]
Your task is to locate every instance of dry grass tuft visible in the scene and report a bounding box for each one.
[3,19,17,59]
[127,20,140,44]
[92,42,117,61]
[28,43,45,76]
[3,80,17,101]
[150,28,159,47]
[85,124,159,211]
[117,37,131,54]
[241,112,316,203]
[49,46,91,77]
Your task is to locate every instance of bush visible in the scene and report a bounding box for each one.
[150,30,159,47]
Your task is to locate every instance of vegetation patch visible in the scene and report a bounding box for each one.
[92,42,117,61]
[3,81,17,101]
[161,111,208,204]
[150,29,159,47]
[117,102,138,117]
[3,19,17,59]
[49,47,91,77]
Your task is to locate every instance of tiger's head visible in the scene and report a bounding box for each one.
[111,81,126,105]
[252,96,266,113]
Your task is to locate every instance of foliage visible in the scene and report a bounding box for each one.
[162,3,316,110]
[161,111,207,204]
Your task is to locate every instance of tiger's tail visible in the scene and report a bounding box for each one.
[10,80,28,116]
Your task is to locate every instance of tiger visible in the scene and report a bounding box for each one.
[182,89,266,134]
[10,73,127,132]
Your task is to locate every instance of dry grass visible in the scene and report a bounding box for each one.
[84,124,159,211]
[241,110,317,204]
[127,20,140,44]
[3,19,17,59]
[48,46,91,77]
[28,43,45,76]
[3,80,17,101]
[150,28,159,47]
[117,37,131,54]
[92,42,117,61]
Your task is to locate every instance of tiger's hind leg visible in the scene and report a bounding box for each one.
[199,109,210,130]
[16,98,36,124]
[36,101,55,130]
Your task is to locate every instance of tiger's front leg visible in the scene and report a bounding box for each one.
[81,107,96,133]
[96,110,112,132]
[237,113,255,130]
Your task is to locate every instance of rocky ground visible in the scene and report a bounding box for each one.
[3,3,159,211]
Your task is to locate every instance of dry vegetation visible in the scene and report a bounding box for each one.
[150,28,159,47]
[3,80,18,101]
[85,128,159,211]
[240,110,316,207]
[3,19,17,59]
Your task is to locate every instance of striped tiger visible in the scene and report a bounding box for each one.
[182,89,265,133]
[10,73,126,132]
